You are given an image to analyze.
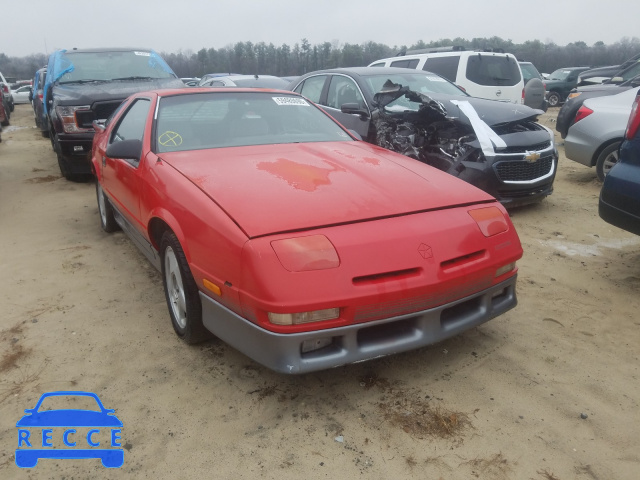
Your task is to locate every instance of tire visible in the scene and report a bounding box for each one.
[547,91,561,107]
[595,141,621,181]
[160,231,211,344]
[1,107,8,126]
[53,132,83,181]
[95,182,120,233]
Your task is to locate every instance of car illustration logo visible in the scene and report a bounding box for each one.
[15,391,123,468]
[524,151,541,163]
[418,243,433,259]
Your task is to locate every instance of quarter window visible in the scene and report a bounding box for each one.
[390,59,419,69]
[423,56,460,82]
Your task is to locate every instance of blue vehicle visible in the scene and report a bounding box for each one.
[15,391,123,468]
[599,89,640,235]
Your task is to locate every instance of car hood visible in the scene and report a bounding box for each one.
[52,77,183,105]
[160,141,494,238]
[574,84,627,94]
[373,83,540,126]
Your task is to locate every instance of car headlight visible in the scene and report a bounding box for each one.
[55,105,92,133]
[468,207,508,237]
[271,235,340,272]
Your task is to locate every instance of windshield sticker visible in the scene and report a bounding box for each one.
[426,75,446,82]
[272,97,309,106]
[159,131,183,147]
[134,51,151,56]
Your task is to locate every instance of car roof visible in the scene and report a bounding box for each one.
[60,47,153,53]
[555,66,591,71]
[152,87,299,97]
[301,67,439,78]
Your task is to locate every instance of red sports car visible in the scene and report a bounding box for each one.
[92,88,523,374]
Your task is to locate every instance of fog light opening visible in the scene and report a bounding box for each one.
[301,337,333,354]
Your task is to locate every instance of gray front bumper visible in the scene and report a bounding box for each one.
[200,275,518,374]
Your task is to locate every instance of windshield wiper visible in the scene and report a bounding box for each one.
[111,76,154,81]
[58,79,107,85]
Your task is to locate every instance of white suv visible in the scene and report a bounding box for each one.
[369,50,524,104]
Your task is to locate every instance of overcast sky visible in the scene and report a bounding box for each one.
[7,0,639,58]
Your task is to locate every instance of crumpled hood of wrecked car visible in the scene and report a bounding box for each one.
[382,92,541,127]
[440,95,541,126]
[160,141,494,237]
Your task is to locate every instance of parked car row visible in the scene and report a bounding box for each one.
[27,43,640,374]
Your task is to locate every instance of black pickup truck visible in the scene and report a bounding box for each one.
[44,47,183,180]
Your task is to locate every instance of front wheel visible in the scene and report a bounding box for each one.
[95,182,120,232]
[595,141,620,181]
[547,91,561,107]
[160,232,211,344]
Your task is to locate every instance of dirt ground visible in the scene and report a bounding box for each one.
[1,104,638,480]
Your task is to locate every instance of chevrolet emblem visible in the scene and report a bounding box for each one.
[524,151,540,163]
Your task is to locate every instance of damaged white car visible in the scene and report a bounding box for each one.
[288,67,557,207]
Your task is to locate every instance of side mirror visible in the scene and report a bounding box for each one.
[610,76,623,84]
[92,119,106,133]
[106,139,142,162]
[341,103,369,120]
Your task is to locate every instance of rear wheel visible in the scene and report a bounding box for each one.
[160,232,211,344]
[547,91,561,107]
[595,141,620,181]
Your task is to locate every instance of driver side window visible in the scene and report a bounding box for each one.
[326,76,364,110]
[110,98,151,145]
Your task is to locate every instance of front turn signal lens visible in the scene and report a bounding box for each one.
[469,207,508,237]
[271,235,340,272]
[268,308,340,325]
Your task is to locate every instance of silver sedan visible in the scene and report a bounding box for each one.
[565,86,640,180]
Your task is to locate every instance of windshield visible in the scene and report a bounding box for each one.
[620,61,640,81]
[549,69,571,81]
[155,92,353,152]
[56,50,175,84]
[363,73,463,113]
[520,63,541,82]
[364,72,466,98]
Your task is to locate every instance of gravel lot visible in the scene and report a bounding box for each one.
[1,104,638,479]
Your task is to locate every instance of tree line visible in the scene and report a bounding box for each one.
[2,37,639,81]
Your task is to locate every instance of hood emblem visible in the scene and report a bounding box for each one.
[418,243,433,260]
[524,151,541,163]
[495,90,502,97]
